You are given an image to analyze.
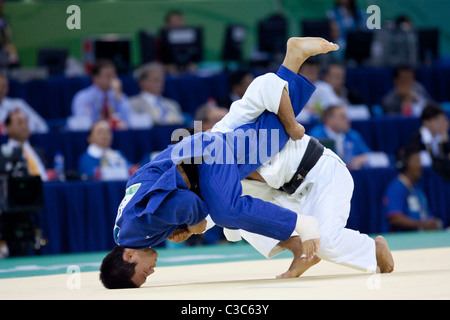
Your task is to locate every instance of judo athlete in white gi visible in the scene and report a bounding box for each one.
[222,150,394,277]
[211,44,395,277]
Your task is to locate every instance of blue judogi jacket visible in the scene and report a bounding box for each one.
[114,66,316,248]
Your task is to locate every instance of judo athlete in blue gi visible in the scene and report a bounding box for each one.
[100,38,339,289]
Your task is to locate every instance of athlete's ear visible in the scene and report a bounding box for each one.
[122,248,136,262]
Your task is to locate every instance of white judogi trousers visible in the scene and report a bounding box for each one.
[211,72,377,273]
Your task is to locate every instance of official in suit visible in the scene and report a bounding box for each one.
[4,109,47,181]
[130,62,185,127]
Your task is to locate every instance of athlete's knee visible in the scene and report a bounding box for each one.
[208,203,240,227]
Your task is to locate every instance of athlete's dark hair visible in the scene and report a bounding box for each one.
[99,245,138,289]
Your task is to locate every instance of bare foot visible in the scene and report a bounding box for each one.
[277,255,321,279]
[375,235,394,273]
[302,238,320,261]
[277,236,321,279]
[283,37,339,74]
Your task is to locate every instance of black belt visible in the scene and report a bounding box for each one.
[172,132,203,198]
[280,137,324,195]
[180,159,202,198]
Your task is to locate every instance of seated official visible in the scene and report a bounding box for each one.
[381,65,433,117]
[0,74,48,134]
[130,62,185,127]
[69,60,132,131]
[309,105,373,170]
[78,120,132,181]
[323,63,365,107]
[194,99,228,131]
[409,104,450,164]
[217,70,254,109]
[383,145,442,232]
[410,104,450,181]
[296,59,342,123]
[3,109,47,181]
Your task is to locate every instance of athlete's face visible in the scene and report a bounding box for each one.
[123,248,158,287]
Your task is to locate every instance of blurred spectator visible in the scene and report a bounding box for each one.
[410,104,450,164]
[4,109,47,181]
[327,0,367,59]
[395,15,414,32]
[391,16,418,67]
[381,65,433,117]
[309,105,372,169]
[410,104,450,181]
[130,62,184,126]
[383,145,442,232]
[217,70,254,109]
[370,15,419,67]
[78,120,132,181]
[297,58,342,123]
[69,60,132,131]
[323,62,365,107]
[0,74,48,134]
[0,0,19,70]
[194,99,228,131]
[164,10,185,29]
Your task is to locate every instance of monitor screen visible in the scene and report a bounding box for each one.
[7,176,43,210]
[94,38,131,74]
[301,20,331,39]
[160,27,203,66]
[222,24,246,61]
[345,31,374,65]
[258,15,287,54]
[418,29,439,63]
[139,30,156,64]
[37,48,68,75]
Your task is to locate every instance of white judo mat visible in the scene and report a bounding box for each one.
[1,247,449,300]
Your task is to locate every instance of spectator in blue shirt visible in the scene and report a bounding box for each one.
[78,120,133,180]
[309,105,370,169]
[70,60,132,131]
[383,145,442,232]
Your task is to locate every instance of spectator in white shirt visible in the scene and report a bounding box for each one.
[296,58,343,123]
[323,63,365,107]
[130,62,185,127]
[0,74,48,134]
